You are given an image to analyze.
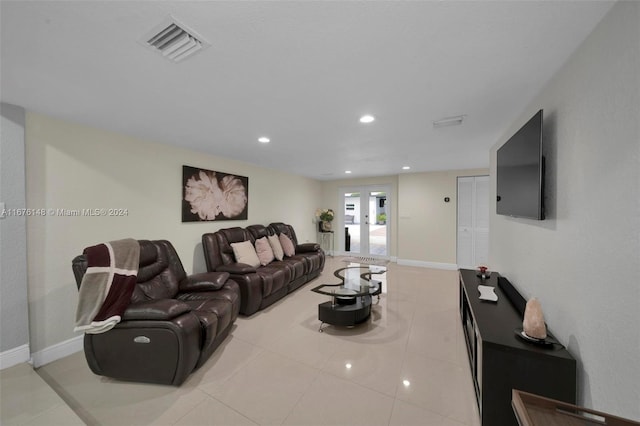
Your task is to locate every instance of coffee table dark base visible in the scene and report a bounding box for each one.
[318,296,372,331]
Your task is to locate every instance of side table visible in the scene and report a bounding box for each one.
[317,231,334,256]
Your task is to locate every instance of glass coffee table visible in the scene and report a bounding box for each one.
[311,265,386,332]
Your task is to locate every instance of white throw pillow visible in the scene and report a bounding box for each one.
[254,237,275,266]
[279,233,296,257]
[268,234,284,261]
[230,240,261,268]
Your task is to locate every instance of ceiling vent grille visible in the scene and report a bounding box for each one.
[146,21,205,63]
[432,115,466,128]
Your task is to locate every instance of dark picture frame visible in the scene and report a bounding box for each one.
[182,165,249,222]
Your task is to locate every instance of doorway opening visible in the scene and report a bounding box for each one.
[341,186,389,257]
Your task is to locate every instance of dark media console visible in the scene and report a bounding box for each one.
[459,269,576,426]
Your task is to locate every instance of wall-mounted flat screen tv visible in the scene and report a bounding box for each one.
[496,109,545,220]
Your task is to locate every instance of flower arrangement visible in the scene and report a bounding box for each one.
[316,208,334,222]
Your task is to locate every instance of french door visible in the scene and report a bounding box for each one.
[340,185,390,257]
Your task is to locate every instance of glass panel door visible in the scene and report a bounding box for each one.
[368,190,388,256]
[342,186,389,257]
[343,191,361,254]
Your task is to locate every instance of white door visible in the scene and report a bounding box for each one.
[341,185,390,258]
[457,176,489,268]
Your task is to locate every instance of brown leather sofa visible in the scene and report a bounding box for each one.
[72,240,240,386]
[202,223,325,316]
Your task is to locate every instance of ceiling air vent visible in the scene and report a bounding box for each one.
[145,20,207,63]
[432,115,466,129]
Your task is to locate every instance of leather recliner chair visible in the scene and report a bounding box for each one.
[72,239,240,386]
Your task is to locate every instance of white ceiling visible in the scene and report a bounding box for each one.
[0,1,614,180]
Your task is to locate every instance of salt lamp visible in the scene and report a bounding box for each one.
[523,298,547,340]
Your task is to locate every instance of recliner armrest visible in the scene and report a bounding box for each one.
[122,300,191,321]
[216,263,257,274]
[297,243,321,253]
[179,272,230,292]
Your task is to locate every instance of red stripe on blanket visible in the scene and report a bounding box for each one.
[84,244,111,268]
[93,273,137,322]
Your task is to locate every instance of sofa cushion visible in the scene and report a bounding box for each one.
[178,280,241,322]
[182,301,220,357]
[184,299,233,336]
[276,258,305,281]
[279,233,295,257]
[256,265,289,297]
[268,234,284,261]
[255,237,275,266]
[231,241,260,268]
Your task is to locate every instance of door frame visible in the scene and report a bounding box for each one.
[456,175,490,268]
[337,184,391,259]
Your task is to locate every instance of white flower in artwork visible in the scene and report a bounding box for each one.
[184,170,220,220]
[218,174,248,218]
[184,170,247,220]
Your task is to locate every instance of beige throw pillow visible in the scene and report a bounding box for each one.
[268,234,284,261]
[254,237,275,266]
[230,240,260,268]
[279,233,295,257]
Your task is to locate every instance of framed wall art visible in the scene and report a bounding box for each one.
[182,165,248,222]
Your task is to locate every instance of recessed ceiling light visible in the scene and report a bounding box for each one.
[345,363,352,369]
[433,115,465,128]
[403,379,411,387]
[402,166,411,170]
[359,115,375,124]
[345,170,352,174]
[258,137,270,143]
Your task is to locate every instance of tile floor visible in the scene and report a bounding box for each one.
[0,362,84,425]
[2,258,481,425]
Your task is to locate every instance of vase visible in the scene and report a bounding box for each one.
[320,221,332,232]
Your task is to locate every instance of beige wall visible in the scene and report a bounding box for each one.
[398,169,488,266]
[25,113,321,353]
[319,170,489,265]
[490,1,639,420]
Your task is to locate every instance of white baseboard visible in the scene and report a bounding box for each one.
[396,259,459,270]
[332,252,397,262]
[31,335,83,368]
[0,344,30,370]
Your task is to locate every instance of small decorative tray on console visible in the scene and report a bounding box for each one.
[478,285,498,302]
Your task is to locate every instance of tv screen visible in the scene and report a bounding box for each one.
[496,109,545,220]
